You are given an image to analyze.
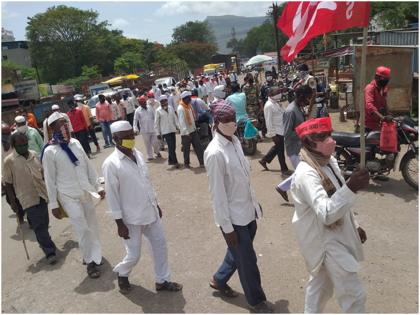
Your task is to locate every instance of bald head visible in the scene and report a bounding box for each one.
[2,122,11,135]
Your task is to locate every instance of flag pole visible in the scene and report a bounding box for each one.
[358,26,368,168]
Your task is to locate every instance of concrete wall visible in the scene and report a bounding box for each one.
[2,48,32,68]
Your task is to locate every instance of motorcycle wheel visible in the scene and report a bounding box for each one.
[401,151,418,190]
[242,138,257,156]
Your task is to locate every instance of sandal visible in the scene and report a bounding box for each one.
[87,262,100,279]
[209,278,239,298]
[155,281,183,292]
[118,276,132,294]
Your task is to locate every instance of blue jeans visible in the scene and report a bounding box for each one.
[213,220,266,306]
[100,121,113,146]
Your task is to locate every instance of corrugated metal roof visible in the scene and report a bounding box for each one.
[377,30,418,46]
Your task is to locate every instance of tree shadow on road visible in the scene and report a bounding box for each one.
[26,240,78,274]
[74,257,116,295]
[364,177,417,203]
[122,284,186,313]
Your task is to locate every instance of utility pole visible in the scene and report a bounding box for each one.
[272,2,281,69]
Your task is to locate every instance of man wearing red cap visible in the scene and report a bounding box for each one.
[290,117,370,313]
[364,66,393,131]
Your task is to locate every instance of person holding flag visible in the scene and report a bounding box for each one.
[290,116,370,313]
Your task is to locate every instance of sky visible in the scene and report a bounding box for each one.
[2,1,273,44]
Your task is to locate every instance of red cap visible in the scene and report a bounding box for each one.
[138,95,146,103]
[376,66,391,78]
[295,117,333,139]
[147,91,154,98]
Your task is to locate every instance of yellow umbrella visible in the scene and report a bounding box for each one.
[103,76,124,85]
[124,74,139,80]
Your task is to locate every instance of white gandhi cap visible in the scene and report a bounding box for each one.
[51,104,60,111]
[47,112,64,126]
[15,115,26,123]
[110,120,132,134]
[180,90,192,99]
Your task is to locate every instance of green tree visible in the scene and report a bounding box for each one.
[81,65,100,78]
[172,21,216,45]
[371,2,418,29]
[168,42,217,70]
[114,52,146,74]
[26,5,123,83]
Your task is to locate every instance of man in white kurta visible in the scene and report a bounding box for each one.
[290,117,369,313]
[42,112,104,278]
[102,120,182,294]
[133,99,161,161]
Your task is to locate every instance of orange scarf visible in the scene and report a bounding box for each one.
[179,100,195,126]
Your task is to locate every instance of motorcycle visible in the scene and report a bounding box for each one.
[235,118,258,156]
[332,116,418,190]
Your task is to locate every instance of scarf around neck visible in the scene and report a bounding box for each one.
[179,100,195,127]
[41,133,79,166]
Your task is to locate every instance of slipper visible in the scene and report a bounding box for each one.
[87,262,100,279]
[209,278,239,298]
[155,281,183,292]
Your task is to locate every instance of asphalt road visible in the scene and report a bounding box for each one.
[2,112,418,313]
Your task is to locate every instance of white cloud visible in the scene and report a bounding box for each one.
[155,1,271,18]
[111,18,129,29]
[2,2,20,19]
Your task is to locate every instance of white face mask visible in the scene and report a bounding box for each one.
[271,93,282,101]
[77,102,83,108]
[266,76,273,81]
[218,122,237,137]
[17,125,28,134]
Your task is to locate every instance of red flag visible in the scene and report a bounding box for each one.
[277,2,370,62]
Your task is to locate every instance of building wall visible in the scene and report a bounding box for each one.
[2,48,32,68]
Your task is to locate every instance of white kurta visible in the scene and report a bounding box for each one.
[102,148,170,281]
[290,157,365,313]
[42,138,103,264]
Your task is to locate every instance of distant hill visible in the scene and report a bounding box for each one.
[205,15,268,54]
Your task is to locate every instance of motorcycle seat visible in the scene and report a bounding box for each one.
[332,131,362,147]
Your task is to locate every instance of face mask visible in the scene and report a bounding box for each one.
[17,125,28,134]
[316,136,336,157]
[59,123,71,142]
[15,144,29,156]
[218,122,237,137]
[378,79,389,87]
[121,139,135,150]
[271,93,282,101]
[77,103,83,108]
[162,105,168,111]
[266,76,273,81]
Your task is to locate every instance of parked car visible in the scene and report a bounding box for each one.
[154,77,177,87]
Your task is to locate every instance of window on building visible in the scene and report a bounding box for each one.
[3,55,8,60]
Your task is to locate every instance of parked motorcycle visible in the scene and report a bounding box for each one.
[332,116,418,189]
[235,119,258,156]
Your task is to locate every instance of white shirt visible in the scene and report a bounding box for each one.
[133,105,156,134]
[168,93,180,113]
[102,148,158,225]
[147,98,161,113]
[154,89,162,100]
[204,132,262,234]
[290,157,363,275]
[123,99,135,115]
[177,104,196,136]
[42,138,103,210]
[154,106,179,136]
[205,81,215,93]
[198,85,208,97]
[264,97,285,137]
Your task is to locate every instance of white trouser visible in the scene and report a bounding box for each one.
[142,133,160,159]
[113,218,170,283]
[59,192,102,264]
[304,255,366,313]
[277,154,301,191]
